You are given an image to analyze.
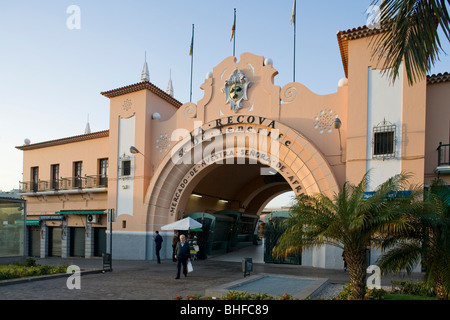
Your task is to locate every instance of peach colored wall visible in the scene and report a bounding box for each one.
[21,136,109,219]
[401,67,427,186]
[17,29,449,262]
[107,88,179,232]
[279,83,348,189]
[346,37,376,185]
[345,36,427,187]
[21,47,441,237]
[22,136,109,182]
[25,193,108,218]
[144,53,343,232]
[425,82,450,185]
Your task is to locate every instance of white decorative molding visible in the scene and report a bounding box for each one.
[122,99,132,111]
[222,69,252,113]
[280,86,297,104]
[314,109,338,134]
[183,103,197,119]
[156,133,170,153]
[117,115,135,216]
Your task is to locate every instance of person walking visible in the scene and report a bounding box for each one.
[174,234,191,279]
[154,231,163,264]
[172,231,178,262]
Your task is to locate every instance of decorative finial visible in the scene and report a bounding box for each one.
[166,69,174,97]
[141,51,150,82]
[85,114,91,134]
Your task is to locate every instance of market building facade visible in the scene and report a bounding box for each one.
[16,25,450,269]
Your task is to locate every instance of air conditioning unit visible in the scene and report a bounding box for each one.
[87,214,98,224]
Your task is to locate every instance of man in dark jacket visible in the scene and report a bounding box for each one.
[174,234,191,279]
[154,231,163,264]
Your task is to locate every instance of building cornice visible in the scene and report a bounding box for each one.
[100,80,182,108]
[337,25,449,85]
[337,25,386,78]
[427,72,450,85]
[15,130,109,151]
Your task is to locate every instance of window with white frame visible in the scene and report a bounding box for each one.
[118,154,132,178]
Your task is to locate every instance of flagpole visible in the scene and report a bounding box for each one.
[232,8,236,57]
[190,24,194,103]
[292,1,296,82]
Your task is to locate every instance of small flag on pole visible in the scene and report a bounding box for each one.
[290,0,296,26]
[230,8,236,42]
[189,24,194,102]
[291,0,297,82]
[189,26,194,56]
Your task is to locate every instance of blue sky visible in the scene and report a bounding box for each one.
[1,1,450,207]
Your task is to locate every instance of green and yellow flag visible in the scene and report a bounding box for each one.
[290,0,296,26]
[189,25,194,56]
[230,9,236,42]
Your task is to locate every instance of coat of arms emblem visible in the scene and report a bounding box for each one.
[222,69,252,113]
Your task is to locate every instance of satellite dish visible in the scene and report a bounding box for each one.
[24,138,31,145]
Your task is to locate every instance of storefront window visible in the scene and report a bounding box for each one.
[0,199,25,257]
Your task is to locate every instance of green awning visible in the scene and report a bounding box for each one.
[26,219,40,226]
[39,215,65,221]
[55,210,106,215]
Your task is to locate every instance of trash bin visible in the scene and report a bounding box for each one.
[242,257,253,277]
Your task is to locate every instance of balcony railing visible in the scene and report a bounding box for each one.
[19,174,108,193]
[437,142,450,166]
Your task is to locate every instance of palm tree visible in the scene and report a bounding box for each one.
[377,179,450,300]
[370,0,450,85]
[272,172,420,300]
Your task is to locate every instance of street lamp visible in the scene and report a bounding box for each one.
[333,118,343,155]
[130,145,152,172]
[130,146,141,155]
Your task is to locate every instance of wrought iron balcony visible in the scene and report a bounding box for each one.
[436,142,450,174]
[438,142,449,166]
[19,174,108,193]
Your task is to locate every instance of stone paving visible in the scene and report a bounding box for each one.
[0,245,423,300]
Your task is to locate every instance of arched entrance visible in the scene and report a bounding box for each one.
[144,115,339,232]
[182,162,292,216]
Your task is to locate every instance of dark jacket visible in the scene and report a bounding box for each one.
[154,234,163,249]
[172,235,178,247]
[175,241,191,260]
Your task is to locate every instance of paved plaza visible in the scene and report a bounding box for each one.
[0,243,422,300]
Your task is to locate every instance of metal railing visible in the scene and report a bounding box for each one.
[19,174,108,193]
[437,142,450,166]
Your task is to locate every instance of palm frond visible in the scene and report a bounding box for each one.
[377,241,422,274]
[370,0,450,85]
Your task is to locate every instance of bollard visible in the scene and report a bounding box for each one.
[242,257,253,277]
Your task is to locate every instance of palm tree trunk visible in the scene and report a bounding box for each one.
[435,275,449,300]
[344,249,367,299]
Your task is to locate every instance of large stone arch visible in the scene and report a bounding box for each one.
[143,116,339,231]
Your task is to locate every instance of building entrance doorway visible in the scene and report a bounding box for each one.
[146,116,339,230]
[170,161,296,261]
[144,115,340,265]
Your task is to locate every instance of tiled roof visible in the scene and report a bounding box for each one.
[337,25,450,84]
[337,25,386,78]
[16,130,109,151]
[338,25,385,41]
[101,80,182,108]
[427,72,450,84]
